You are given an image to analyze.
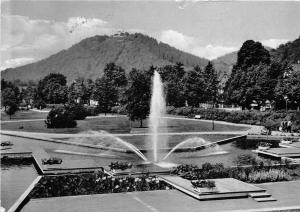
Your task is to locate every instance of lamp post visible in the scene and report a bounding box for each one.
[284,96,288,114]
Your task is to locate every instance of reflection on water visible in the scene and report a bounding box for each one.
[1,164,38,210]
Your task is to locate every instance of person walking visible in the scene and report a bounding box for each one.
[287,120,292,133]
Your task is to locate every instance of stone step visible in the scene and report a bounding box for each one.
[253,197,277,202]
[249,192,271,198]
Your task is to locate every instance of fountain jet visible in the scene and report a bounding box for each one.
[162,137,224,161]
[149,71,167,162]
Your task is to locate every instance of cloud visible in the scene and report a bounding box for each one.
[158,30,237,60]
[192,45,237,60]
[261,38,289,49]
[159,30,195,50]
[1,15,120,70]
[0,57,35,70]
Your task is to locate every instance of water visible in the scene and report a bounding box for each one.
[162,137,224,161]
[149,71,168,162]
[90,131,148,161]
[1,164,38,210]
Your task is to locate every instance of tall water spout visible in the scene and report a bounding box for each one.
[149,71,167,162]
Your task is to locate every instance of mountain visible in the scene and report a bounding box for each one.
[270,36,300,63]
[212,51,237,87]
[1,33,209,83]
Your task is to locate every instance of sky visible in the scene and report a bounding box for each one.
[1,1,300,70]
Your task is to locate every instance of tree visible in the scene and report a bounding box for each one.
[20,86,35,108]
[158,63,186,107]
[45,107,77,128]
[275,68,300,110]
[1,88,18,110]
[35,73,68,104]
[93,76,118,115]
[125,69,151,127]
[68,78,88,104]
[184,66,206,107]
[203,62,219,103]
[66,103,88,120]
[6,103,18,119]
[103,63,127,87]
[236,40,270,69]
[44,83,68,104]
[2,86,19,118]
[1,79,20,110]
[225,40,272,108]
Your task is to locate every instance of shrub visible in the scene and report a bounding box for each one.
[111,105,127,115]
[233,154,262,166]
[33,99,46,110]
[191,180,216,189]
[45,107,77,128]
[248,169,292,183]
[85,106,100,116]
[166,107,299,132]
[67,104,87,120]
[166,106,176,114]
[5,103,18,118]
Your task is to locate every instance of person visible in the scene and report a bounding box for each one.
[283,121,287,132]
[280,121,283,132]
[287,120,292,133]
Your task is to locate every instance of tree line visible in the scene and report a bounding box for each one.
[224,40,300,110]
[1,61,219,124]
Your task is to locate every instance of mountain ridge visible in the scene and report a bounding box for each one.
[1,33,209,82]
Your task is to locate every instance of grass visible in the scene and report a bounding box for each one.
[1,110,47,121]
[131,118,249,132]
[1,111,248,134]
[1,116,131,134]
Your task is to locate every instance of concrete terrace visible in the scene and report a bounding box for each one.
[22,180,300,212]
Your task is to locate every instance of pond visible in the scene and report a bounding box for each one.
[1,163,38,211]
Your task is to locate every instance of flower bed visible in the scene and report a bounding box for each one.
[172,160,297,183]
[29,171,172,198]
[109,161,133,170]
[191,180,216,189]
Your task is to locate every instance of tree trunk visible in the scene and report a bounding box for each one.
[140,119,143,128]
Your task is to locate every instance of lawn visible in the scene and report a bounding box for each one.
[1,116,131,134]
[1,110,48,121]
[131,117,249,132]
[1,111,248,134]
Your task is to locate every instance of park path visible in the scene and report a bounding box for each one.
[0,118,45,123]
